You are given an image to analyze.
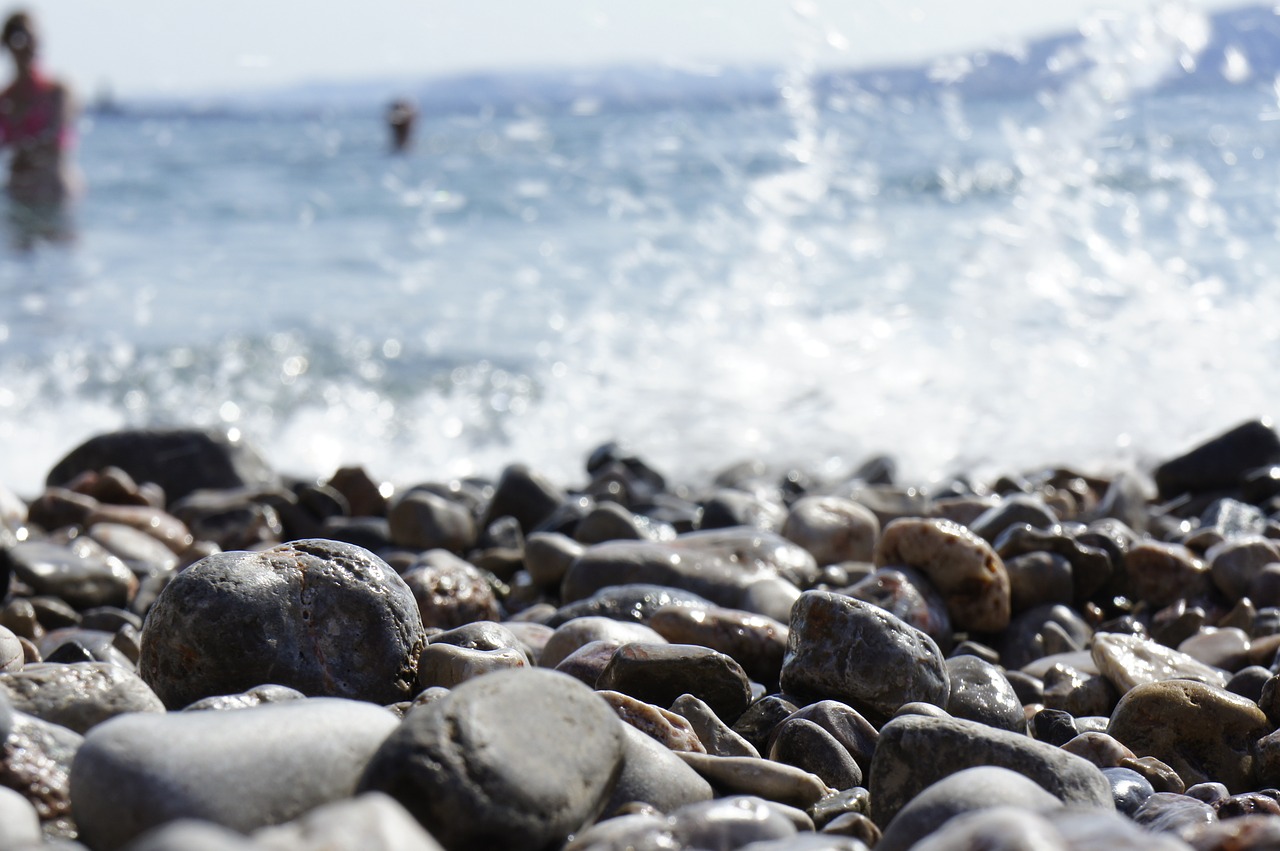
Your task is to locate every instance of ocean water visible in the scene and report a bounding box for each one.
[2,8,1280,497]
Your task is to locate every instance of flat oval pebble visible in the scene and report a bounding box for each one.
[672,796,807,849]
[182,684,307,712]
[1124,541,1209,608]
[873,517,1011,632]
[868,713,1114,827]
[0,662,164,733]
[669,693,760,757]
[648,604,788,687]
[767,718,862,790]
[547,584,715,627]
[597,642,754,724]
[1092,632,1229,692]
[780,590,950,721]
[1108,679,1270,792]
[774,699,878,776]
[605,723,714,814]
[139,539,425,708]
[674,752,835,809]
[1177,627,1251,672]
[71,697,399,850]
[359,668,625,851]
[417,643,527,689]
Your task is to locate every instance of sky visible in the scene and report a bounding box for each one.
[11,0,1254,99]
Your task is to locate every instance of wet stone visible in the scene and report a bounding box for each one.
[554,639,626,686]
[732,694,800,755]
[3,539,138,610]
[417,642,527,689]
[1153,419,1280,500]
[1227,665,1272,702]
[697,488,787,533]
[944,654,1025,733]
[604,722,714,815]
[523,532,583,589]
[1104,766,1156,816]
[359,668,626,851]
[1,705,83,839]
[1006,551,1074,614]
[1043,662,1120,718]
[139,539,425,708]
[768,718,862,791]
[781,591,950,721]
[774,700,879,778]
[40,627,135,669]
[967,495,1059,543]
[1108,679,1270,792]
[597,642,753,724]
[1183,815,1280,850]
[1060,731,1135,769]
[168,488,283,551]
[1213,793,1280,820]
[873,517,1012,632]
[648,604,788,688]
[182,684,306,712]
[87,523,180,578]
[1032,708,1079,746]
[1092,632,1229,693]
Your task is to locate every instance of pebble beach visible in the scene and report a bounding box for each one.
[5,420,1280,850]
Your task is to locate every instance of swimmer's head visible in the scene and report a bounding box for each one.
[2,11,35,59]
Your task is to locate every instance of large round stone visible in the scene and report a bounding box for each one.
[139,539,425,708]
[359,668,626,851]
[780,590,949,721]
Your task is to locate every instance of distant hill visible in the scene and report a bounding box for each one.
[101,3,1280,118]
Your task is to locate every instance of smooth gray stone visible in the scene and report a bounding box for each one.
[253,792,445,850]
[1049,807,1199,849]
[523,532,584,589]
[71,697,399,850]
[877,766,1063,851]
[120,820,259,851]
[182,685,307,712]
[669,693,760,757]
[944,655,1025,733]
[0,662,164,733]
[0,624,22,672]
[0,785,41,848]
[768,718,862,791]
[781,591,949,721]
[675,752,834,809]
[359,668,625,851]
[909,807,1070,851]
[139,539,425,708]
[604,722,714,814]
[868,713,1114,827]
[88,523,181,577]
[740,837,870,851]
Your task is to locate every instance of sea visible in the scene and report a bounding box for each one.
[2,4,1280,498]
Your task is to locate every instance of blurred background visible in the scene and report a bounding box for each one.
[0,0,1275,495]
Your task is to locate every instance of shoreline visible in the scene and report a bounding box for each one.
[1,419,1279,848]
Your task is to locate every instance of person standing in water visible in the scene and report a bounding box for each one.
[387,98,417,153]
[0,9,80,248]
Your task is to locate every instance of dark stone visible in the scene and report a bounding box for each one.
[967,495,1058,543]
[320,516,393,552]
[139,539,425,708]
[944,655,1025,733]
[388,491,477,553]
[771,700,879,777]
[2,540,137,610]
[482,465,565,535]
[698,488,787,532]
[547,584,715,627]
[1130,792,1216,836]
[1032,708,1080,746]
[597,643,753,725]
[731,694,800,755]
[46,428,277,507]
[1102,766,1155,816]
[1154,419,1280,500]
[400,552,500,630]
[781,591,949,722]
[767,718,862,791]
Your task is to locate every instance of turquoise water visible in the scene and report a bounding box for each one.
[2,15,1280,496]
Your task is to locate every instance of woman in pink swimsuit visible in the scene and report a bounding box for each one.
[0,10,79,246]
